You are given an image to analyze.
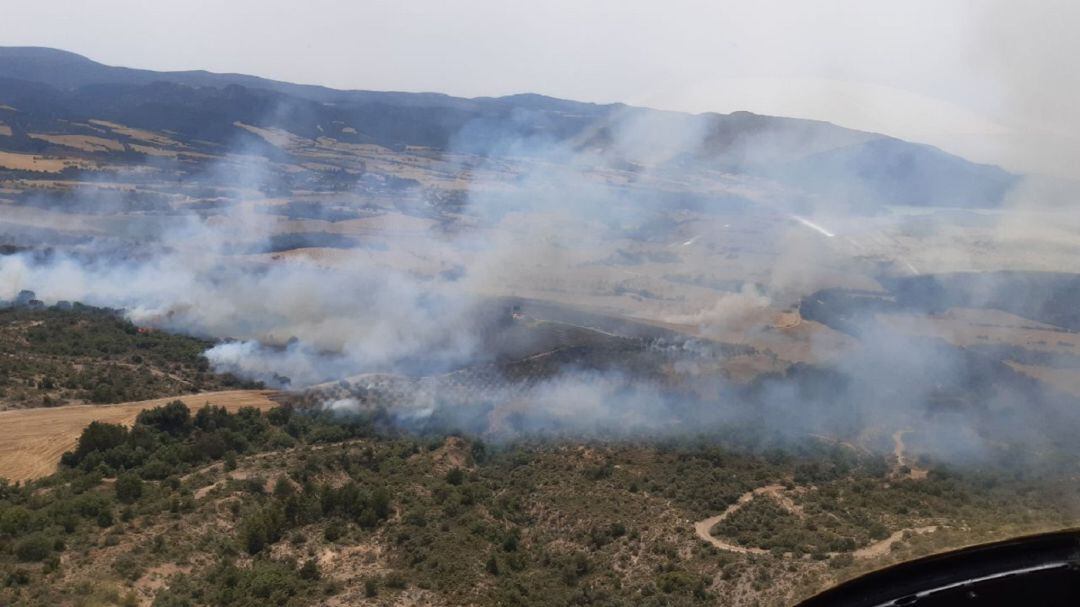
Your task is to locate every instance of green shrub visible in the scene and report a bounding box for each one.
[115,473,144,504]
[298,558,320,581]
[14,533,52,562]
[445,467,465,486]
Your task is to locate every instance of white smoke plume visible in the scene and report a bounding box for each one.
[1,95,1079,471]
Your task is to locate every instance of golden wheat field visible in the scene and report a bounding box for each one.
[27,133,125,153]
[0,150,89,172]
[0,390,280,483]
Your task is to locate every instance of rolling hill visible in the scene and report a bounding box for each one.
[0,47,1016,208]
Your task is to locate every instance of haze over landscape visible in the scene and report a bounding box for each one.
[3,0,1079,179]
[0,3,1079,606]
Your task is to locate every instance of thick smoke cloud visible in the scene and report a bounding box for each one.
[2,101,1078,470]
[1,112,720,385]
[0,233,481,385]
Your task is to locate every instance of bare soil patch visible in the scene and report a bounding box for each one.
[0,151,89,172]
[29,133,124,153]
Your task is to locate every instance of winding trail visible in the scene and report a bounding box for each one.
[853,526,938,559]
[693,485,786,554]
[693,483,938,559]
[892,429,929,479]
[893,430,909,468]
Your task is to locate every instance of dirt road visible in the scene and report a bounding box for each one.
[693,485,787,554]
[892,430,929,480]
[893,430,909,467]
[693,483,938,559]
[0,390,280,482]
[853,526,938,559]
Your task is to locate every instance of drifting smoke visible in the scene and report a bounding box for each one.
[2,99,1079,468]
[663,284,772,335]
[0,227,482,384]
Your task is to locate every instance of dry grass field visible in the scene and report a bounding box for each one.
[0,150,86,172]
[0,389,280,482]
[28,133,125,153]
[87,119,182,147]
[877,308,1080,352]
[1007,361,1080,397]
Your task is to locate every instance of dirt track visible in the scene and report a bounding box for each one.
[693,484,937,559]
[0,390,280,482]
[693,485,787,554]
[892,430,929,480]
[852,526,938,559]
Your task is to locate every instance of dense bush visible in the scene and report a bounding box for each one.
[13,533,53,562]
[155,560,315,607]
[115,473,143,504]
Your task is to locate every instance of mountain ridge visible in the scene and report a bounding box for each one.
[0,46,1018,207]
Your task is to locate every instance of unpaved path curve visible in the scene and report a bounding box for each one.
[892,429,929,480]
[693,483,938,559]
[853,526,938,559]
[0,390,280,482]
[893,430,909,468]
[693,485,785,554]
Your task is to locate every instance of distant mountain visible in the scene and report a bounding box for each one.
[0,46,1018,207]
[0,47,475,107]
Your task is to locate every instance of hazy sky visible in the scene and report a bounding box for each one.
[2,0,1077,177]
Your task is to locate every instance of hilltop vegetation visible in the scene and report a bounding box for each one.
[0,303,259,410]
[0,397,1076,607]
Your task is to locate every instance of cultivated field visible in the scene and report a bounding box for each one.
[0,150,84,172]
[0,389,280,482]
[28,133,125,153]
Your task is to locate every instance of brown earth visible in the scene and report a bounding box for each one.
[0,389,280,482]
[28,133,125,153]
[0,150,89,172]
[88,119,182,147]
[852,526,938,559]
